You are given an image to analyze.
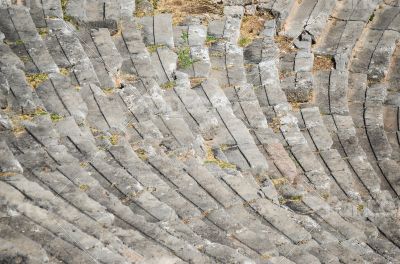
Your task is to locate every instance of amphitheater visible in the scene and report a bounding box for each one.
[1,0,400,263]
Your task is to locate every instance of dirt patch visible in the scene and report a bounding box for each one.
[238,13,274,47]
[275,35,297,54]
[190,77,206,88]
[155,0,223,25]
[313,55,335,71]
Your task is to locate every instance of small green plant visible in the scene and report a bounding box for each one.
[108,134,119,145]
[38,28,48,37]
[271,177,288,187]
[279,195,303,205]
[26,73,49,89]
[209,51,224,57]
[177,47,194,69]
[204,145,236,169]
[369,13,375,22]
[60,68,70,76]
[136,23,144,30]
[160,81,176,90]
[205,35,217,46]
[61,0,68,11]
[34,108,48,116]
[103,87,114,94]
[50,113,63,122]
[181,31,189,44]
[146,44,165,53]
[4,39,23,46]
[20,56,30,63]
[79,184,89,191]
[135,148,148,161]
[357,204,364,212]
[288,195,303,202]
[238,37,252,47]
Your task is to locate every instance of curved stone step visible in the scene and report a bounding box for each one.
[304,0,336,40]
[138,14,175,49]
[77,28,119,88]
[0,66,38,114]
[0,212,99,263]
[0,234,50,264]
[313,0,379,57]
[0,138,23,175]
[79,83,126,131]
[14,0,63,28]
[35,73,88,124]
[65,0,135,28]
[173,24,211,77]
[281,0,320,39]
[349,4,400,77]
[45,21,101,87]
[0,5,58,73]
[0,181,132,264]
[1,173,144,262]
[163,71,219,140]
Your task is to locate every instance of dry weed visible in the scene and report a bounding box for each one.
[156,0,223,25]
[313,55,335,71]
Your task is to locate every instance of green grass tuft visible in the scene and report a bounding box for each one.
[204,145,236,169]
[135,148,148,161]
[160,81,176,90]
[177,47,194,69]
[181,31,189,44]
[369,13,375,22]
[146,44,165,53]
[26,73,49,89]
[205,35,217,46]
[238,37,252,47]
[50,113,64,122]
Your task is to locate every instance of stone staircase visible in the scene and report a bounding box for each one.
[0,0,400,263]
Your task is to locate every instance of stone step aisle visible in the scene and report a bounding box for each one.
[112,18,202,152]
[138,14,177,85]
[173,23,210,77]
